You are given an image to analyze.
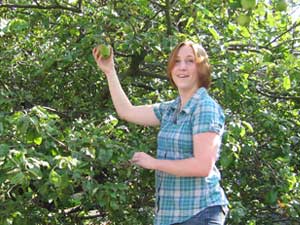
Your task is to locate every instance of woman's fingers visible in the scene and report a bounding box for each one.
[93,47,101,60]
[131,152,143,164]
[131,152,140,163]
[130,152,155,170]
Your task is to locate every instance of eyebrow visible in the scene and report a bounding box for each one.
[175,54,194,58]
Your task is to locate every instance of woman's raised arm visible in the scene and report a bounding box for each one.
[92,46,160,126]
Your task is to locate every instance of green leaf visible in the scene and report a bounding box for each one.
[283,75,291,90]
[0,144,9,157]
[28,167,43,179]
[8,19,29,32]
[220,152,234,168]
[242,121,254,133]
[240,27,250,38]
[34,136,43,145]
[208,27,220,40]
[287,174,297,191]
[110,201,119,210]
[49,170,61,187]
[265,190,278,205]
[11,172,26,185]
[0,122,3,135]
[97,148,113,165]
[240,126,246,137]
[185,17,194,29]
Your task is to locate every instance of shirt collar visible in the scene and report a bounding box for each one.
[170,87,208,114]
[170,97,180,110]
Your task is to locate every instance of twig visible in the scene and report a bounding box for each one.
[265,21,300,48]
[0,3,81,13]
[256,85,300,101]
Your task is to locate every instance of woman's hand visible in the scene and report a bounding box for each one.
[131,152,157,170]
[92,46,116,76]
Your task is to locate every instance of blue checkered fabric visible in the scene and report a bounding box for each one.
[153,87,228,225]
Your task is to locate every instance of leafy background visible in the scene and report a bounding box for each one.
[0,0,299,224]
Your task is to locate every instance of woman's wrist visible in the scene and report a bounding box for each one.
[152,158,159,171]
[105,69,117,78]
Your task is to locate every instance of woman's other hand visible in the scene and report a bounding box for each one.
[131,152,157,170]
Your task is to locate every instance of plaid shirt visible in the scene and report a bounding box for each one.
[153,87,228,225]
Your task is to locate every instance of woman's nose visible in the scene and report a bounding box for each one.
[178,61,187,70]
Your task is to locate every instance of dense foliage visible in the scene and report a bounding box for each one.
[0,0,299,224]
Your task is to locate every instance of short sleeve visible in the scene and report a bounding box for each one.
[192,99,225,135]
[153,103,163,122]
[153,100,175,123]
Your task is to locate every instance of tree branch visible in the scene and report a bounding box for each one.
[164,0,172,35]
[256,85,300,101]
[138,70,168,81]
[63,205,82,214]
[227,21,300,53]
[132,82,156,91]
[79,212,105,220]
[0,3,82,13]
[227,44,264,53]
[265,21,300,48]
[273,37,300,47]
[150,0,165,8]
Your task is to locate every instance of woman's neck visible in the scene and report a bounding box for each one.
[178,87,199,110]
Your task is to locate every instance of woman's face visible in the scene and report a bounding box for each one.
[171,45,200,92]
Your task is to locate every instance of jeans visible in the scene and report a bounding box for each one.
[172,205,229,225]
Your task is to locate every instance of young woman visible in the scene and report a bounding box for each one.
[93,40,229,225]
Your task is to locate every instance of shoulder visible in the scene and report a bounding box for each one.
[153,99,177,121]
[154,98,178,113]
[192,88,224,115]
[191,90,225,134]
[156,99,176,110]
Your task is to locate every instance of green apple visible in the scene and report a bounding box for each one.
[241,0,256,10]
[97,44,111,59]
[237,14,250,26]
[276,0,287,11]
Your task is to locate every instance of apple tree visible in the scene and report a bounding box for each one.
[0,0,299,224]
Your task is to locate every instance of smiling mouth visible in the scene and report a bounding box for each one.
[177,74,189,78]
